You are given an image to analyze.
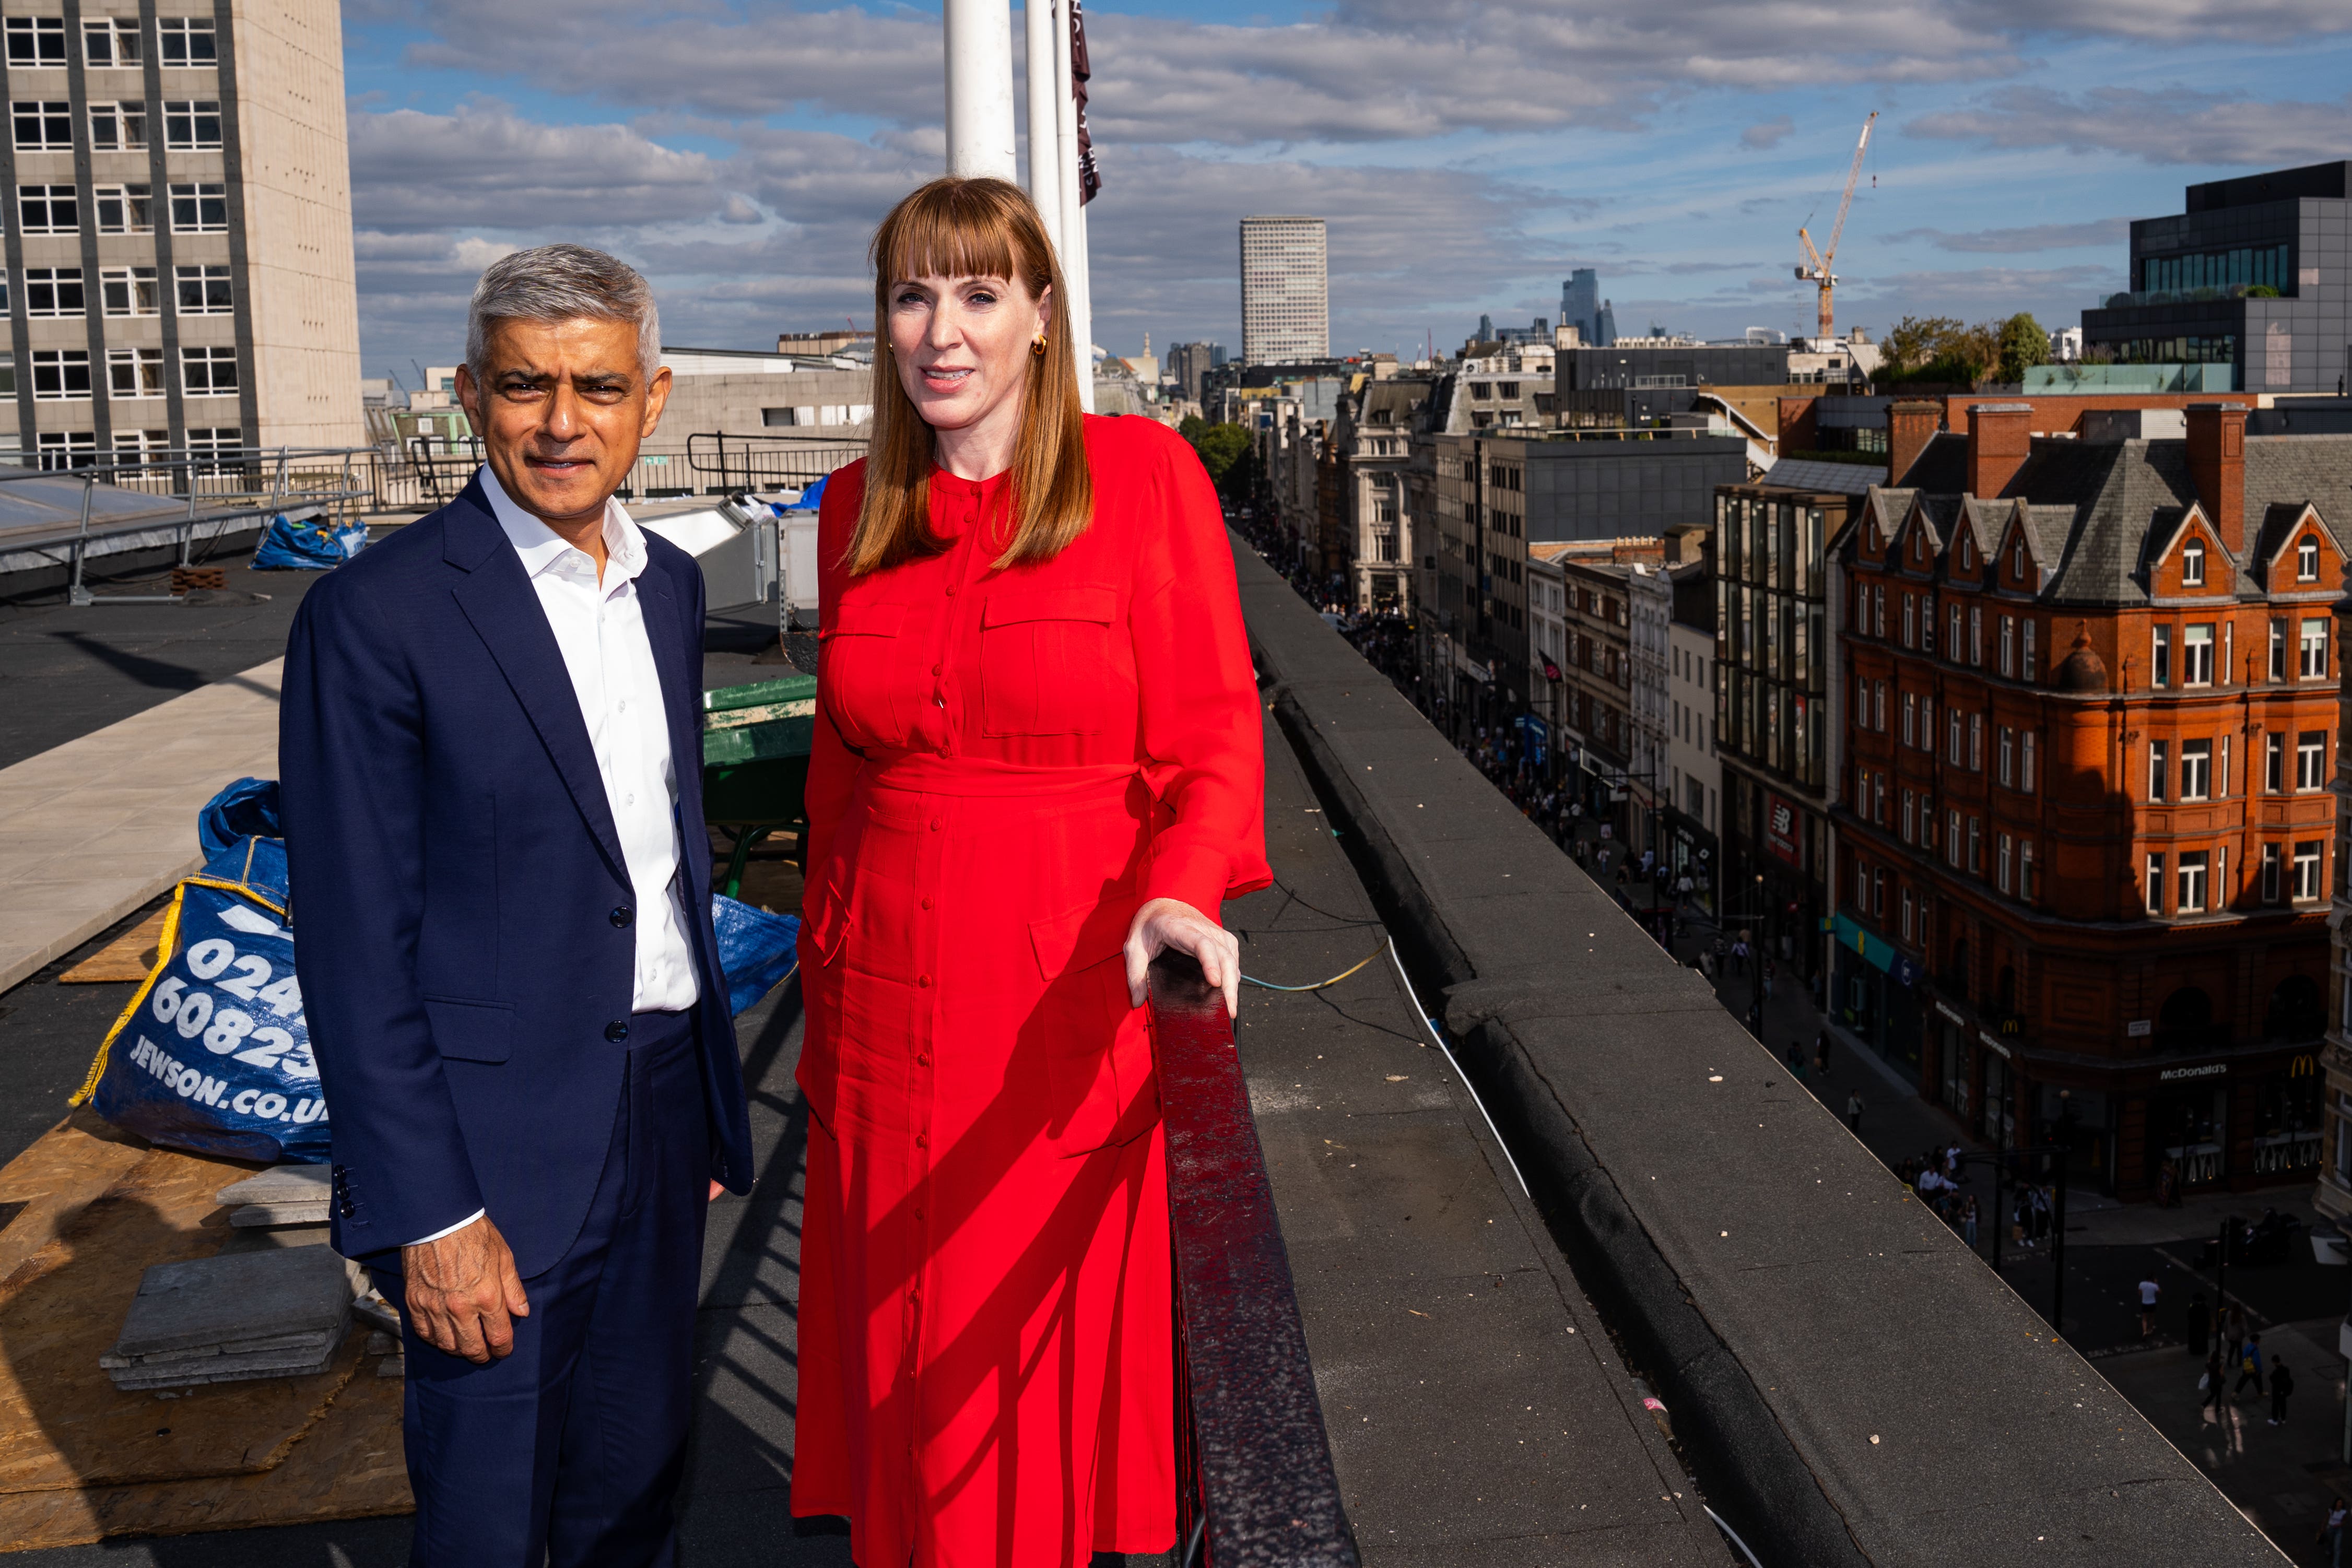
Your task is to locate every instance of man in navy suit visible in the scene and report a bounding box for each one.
[281,245,752,1567]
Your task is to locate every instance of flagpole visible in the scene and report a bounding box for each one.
[943,0,1016,180]
[1022,0,1062,257]
[1052,2,1094,412]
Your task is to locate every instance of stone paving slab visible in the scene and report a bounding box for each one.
[0,658,280,993]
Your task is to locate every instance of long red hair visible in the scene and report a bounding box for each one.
[848,177,1092,575]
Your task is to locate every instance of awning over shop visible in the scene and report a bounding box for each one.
[1831,913,1922,985]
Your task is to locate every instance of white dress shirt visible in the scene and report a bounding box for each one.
[408,468,701,1247]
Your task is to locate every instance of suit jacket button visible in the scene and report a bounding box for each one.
[606,1020,631,1043]
[610,905,634,927]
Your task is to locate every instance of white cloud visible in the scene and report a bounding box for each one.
[1741,116,1795,150]
[1907,87,2352,165]
[1885,217,2131,252]
[349,100,727,230]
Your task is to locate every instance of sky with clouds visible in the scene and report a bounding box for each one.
[339,0,2352,383]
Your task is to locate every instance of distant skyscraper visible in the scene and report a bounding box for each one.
[1560,269,1614,348]
[1239,216,1328,363]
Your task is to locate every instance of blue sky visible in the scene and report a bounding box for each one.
[337,0,2352,381]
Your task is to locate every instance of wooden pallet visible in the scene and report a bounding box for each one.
[58,912,167,985]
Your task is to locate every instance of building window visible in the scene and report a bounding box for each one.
[1970,605,1983,666]
[23,267,81,318]
[1947,709,1963,765]
[2148,739,2168,802]
[2021,732,2038,794]
[107,346,163,398]
[2181,739,2212,800]
[1901,691,1916,747]
[1873,869,1887,918]
[1901,887,1915,941]
[161,100,220,151]
[2298,731,2327,792]
[157,17,216,66]
[2218,733,2230,797]
[2146,853,2165,915]
[101,265,158,316]
[2019,840,2036,900]
[168,182,226,233]
[2021,618,2037,682]
[1947,811,1962,870]
[83,17,140,66]
[186,426,242,469]
[2179,851,2208,914]
[1948,604,1962,659]
[2000,615,2015,677]
[88,100,145,150]
[2183,623,2213,685]
[2300,618,2329,679]
[2262,843,2282,903]
[2151,624,2171,688]
[2299,536,2320,582]
[1902,788,1916,844]
[0,351,14,397]
[1902,594,1916,649]
[31,349,90,401]
[1997,833,2014,894]
[2270,619,2287,681]
[1854,856,1869,910]
[6,17,66,67]
[11,99,71,151]
[2295,841,2324,902]
[36,429,97,468]
[2266,732,2285,792]
[2182,537,2205,586]
[93,182,151,233]
[181,344,237,395]
[1968,816,1982,874]
[1997,726,2014,786]
[18,182,76,233]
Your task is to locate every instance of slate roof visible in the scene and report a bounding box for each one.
[1881,431,2352,607]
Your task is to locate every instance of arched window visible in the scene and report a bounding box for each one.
[2158,986,2212,1031]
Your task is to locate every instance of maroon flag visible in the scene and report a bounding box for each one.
[1071,0,1100,205]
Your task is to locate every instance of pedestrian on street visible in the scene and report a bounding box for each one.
[2138,1277,2160,1339]
[2222,1305,2249,1371]
[1814,1028,1830,1077]
[1745,999,1764,1039]
[1730,936,1748,975]
[2185,1292,2210,1358]
[2269,1358,2294,1425]
[1846,1089,1863,1134]
[2235,1333,2264,1400]
[2315,1495,2345,1566]
[1785,1042,1808,1083]
[2203,1345,2227,1416]
[1761,959,1775,1001]
[1960,1195,1979,1251]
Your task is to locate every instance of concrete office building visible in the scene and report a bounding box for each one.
[2082,159,2352,395]
[1240,215,1328,364]
[1166,339,1224,404]
[1,0,362,464]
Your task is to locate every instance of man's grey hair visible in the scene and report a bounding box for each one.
[464,244,661,384]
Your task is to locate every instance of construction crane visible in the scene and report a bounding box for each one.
[1795,111,1875,343]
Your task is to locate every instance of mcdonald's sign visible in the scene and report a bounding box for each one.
[2291,1054,2318,1078]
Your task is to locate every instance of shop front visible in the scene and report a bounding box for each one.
[1830,912,1924,1083]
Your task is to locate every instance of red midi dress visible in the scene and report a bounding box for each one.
[791,415,1271,1567]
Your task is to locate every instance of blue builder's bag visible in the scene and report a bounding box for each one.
[74,780,321,1162]
[75,867,325,1164]
[711,894,800,1015]
[252,513,367,571]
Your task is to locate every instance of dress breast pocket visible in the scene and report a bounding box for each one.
[819,601,911,746]
[980,586,1117,737]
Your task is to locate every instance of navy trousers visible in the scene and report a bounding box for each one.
[372,1009,708,1568]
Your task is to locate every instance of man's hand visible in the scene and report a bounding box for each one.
[401,1215,529,1364]
[1124,897,1241,1019]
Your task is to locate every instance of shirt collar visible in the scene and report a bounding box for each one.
[479,464,648,588]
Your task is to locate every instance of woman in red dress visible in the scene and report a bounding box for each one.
[791,176,1271,1566]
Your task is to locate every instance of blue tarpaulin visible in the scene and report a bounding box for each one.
[253,513,367,571]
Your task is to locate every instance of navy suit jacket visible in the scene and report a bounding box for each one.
[280,476,754,1279]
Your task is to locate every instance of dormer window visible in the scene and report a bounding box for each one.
[2298,536,2320,582]
[2182,538,2205,587]
[1958,536,1973,571]
[2011,539,2025,578]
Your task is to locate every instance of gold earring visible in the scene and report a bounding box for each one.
[1031,332,1049,357]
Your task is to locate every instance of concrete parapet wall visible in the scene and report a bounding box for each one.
[1231,533,2285,1567]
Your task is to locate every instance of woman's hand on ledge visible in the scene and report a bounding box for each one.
[1124,897,1241,1020]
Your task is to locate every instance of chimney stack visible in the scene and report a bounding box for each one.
[2185,402,2249,555]
[1965,403,2033,499]
[1887,399,1941,487]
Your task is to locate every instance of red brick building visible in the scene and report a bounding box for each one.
[1833,403,2349,1199]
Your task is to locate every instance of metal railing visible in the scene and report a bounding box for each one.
[1,445,375,606]
[686,432,868,496]
[1149,951,1360,1568]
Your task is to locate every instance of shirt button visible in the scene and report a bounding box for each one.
[617,699,627,712]
[937,746,950,758]
[914,1132,929,1148]
[931,664,942,676]
[929,818,940,831]
[916,1052,931,1066]
[921,897,934,911]
[610,905,634,927]
[945,584,957,596]
[918,974,932,988]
